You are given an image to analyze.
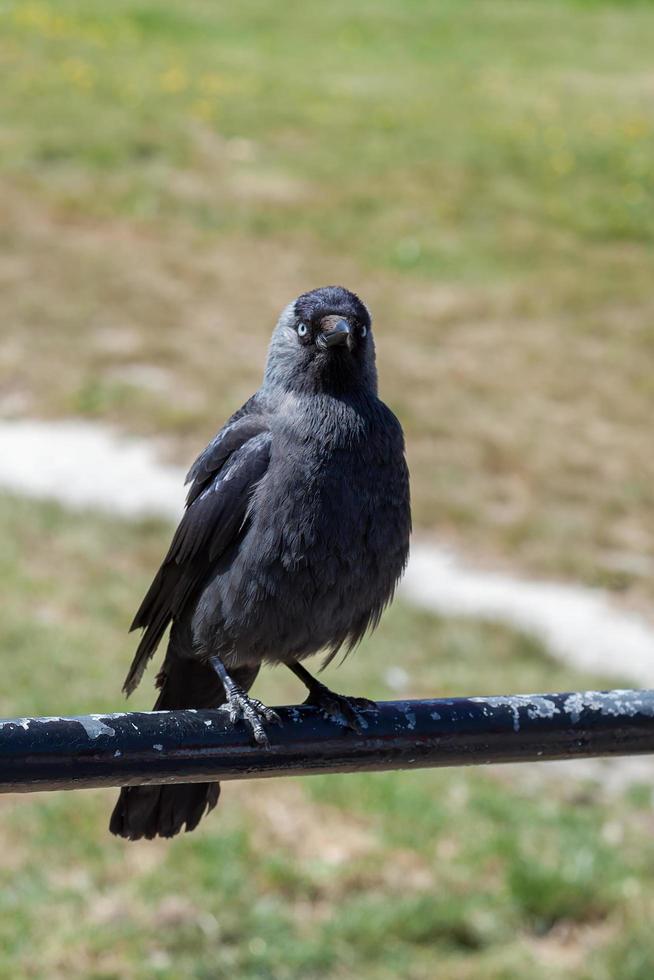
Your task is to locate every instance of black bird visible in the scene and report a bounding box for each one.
[110,285,411,840]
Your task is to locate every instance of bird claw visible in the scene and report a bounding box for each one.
[306,686,376,733]
[226,688,281,746]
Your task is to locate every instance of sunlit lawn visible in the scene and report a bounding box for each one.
[2,0,654,975]
[1,495,654,979]
[2,0,654,594]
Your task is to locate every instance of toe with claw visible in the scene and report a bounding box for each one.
[226,688,281,746]
[306,684,376,733]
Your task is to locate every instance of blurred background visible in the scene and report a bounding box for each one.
[1,1,654,977]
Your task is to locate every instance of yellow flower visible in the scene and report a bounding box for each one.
[191,99,214,121]
[199,73,226,95]
[623,117,649,141]
[62,58,93,90]
[160,66,188,93]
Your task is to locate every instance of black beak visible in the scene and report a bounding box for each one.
[319,318,351,349]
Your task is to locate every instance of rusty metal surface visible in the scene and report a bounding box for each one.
[1,689,653,793]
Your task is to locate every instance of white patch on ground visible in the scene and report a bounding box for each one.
[402,542,654,686]
[0,419,185,519]
[0,418,652,687]
[501,755,654,797]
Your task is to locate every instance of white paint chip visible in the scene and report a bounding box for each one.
[77,715,115,739]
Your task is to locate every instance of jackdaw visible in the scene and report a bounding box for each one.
[110,285,411,840]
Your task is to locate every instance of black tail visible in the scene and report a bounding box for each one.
[109,655,259,841]
[109,780,221,840]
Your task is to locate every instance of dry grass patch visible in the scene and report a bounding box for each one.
[3,177,654,607]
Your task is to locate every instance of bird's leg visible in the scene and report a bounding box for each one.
[288,662,376,733]
[209,656,280,747]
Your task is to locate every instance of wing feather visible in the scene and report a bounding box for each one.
[123,427,271,695]
[185,411,267,505]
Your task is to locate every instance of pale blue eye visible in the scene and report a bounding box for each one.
[297,323,308,337]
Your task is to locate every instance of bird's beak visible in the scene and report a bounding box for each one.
[319,316,352,350]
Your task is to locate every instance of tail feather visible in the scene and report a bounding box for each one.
[109,781,220,840]
[110,652,259,841]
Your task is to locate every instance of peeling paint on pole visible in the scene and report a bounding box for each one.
[0,689,653,795]
[469,695,561,732]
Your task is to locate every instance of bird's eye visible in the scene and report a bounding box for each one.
[297,323,308,338]
[361,325,368,338]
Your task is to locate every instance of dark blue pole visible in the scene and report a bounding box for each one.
[1,689,653,793]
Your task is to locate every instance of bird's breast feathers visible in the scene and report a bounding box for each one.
[248,408,409,571]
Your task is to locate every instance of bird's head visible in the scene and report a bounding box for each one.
[264,286,377,396]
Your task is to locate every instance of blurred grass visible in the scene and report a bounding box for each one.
[2,493,654,979]
[3,1,654,271]
[2,0,654,976]
[1,0,654,595]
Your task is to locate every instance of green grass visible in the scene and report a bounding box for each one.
[1,494,654,978]
[2,1,654,975]
[4,0,654,276]
[1,0,654,597]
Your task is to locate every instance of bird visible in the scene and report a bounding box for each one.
[109,285,411,840]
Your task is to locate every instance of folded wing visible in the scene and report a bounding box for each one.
[123,420,271,695]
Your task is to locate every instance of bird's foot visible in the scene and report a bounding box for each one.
[305,683,376,733]
[225,688,281,747]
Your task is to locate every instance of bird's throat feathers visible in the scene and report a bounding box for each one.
[292,345,377,397]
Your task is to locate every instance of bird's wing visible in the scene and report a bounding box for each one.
[123,418,271,695]
[184,411,268,505]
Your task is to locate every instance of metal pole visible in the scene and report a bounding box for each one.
[1,689,653,794]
